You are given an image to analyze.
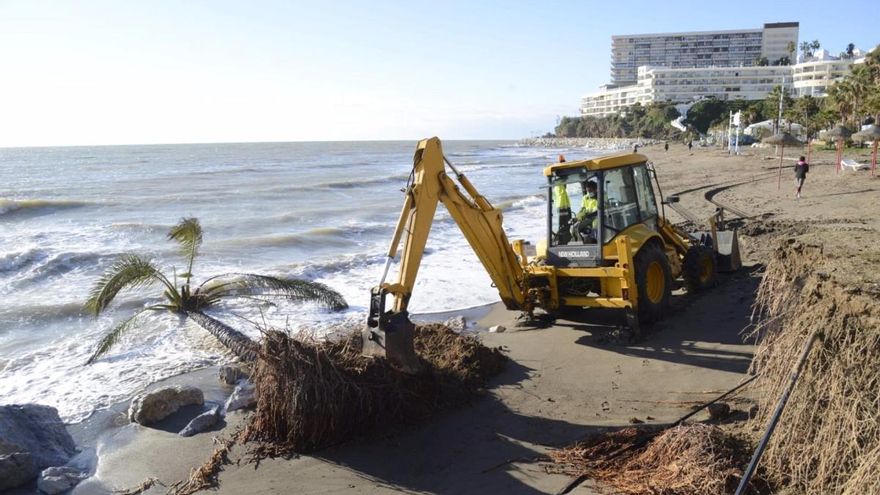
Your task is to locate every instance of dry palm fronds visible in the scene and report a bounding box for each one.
[549,424,758,495]
[747,241,880,494]
[166,432,241,495]
[243,324,506,456]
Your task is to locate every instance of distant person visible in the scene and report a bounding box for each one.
[632,143,639,153]
[664,142,669,152]
[687,141,693,151]
[571,179,599,243]
[794,155,809,199]
[558,154,566,163]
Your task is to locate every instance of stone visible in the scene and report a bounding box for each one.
[0,451,37,491]
[488,325,506,333]
[128,386,205,426]
[0,404,76,469]
[442,316,467,332]
[225,379,256,413]
[179,405,222,437]
[37,466,87,495]
[707,402,731,420]
[218,364,249,385]
[748,404,760,419]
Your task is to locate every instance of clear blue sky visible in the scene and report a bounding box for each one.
[1,0,876,146]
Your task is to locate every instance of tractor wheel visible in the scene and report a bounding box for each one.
[682,245,718,292]
[635,243,672,323]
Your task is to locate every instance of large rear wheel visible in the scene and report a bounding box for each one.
[635,243,672,323]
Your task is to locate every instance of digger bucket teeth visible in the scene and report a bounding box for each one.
[364,288,423,374]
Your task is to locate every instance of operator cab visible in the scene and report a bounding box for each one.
[544,153,659,268]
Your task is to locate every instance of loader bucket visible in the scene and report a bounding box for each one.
[694,229,742,272]
[363,287,423,374]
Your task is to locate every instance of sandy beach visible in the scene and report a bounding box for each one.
[51,142,880,495]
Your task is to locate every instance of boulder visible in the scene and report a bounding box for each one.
[179,405,222,437]
[442,316,467,332]
[224,380,256,413]
[128,386,205,426]
[0,451,37,491]
[489,325,506,333]
[37,466,87,495]
[0,404,76,469]
[707,402,731,420]
[218,364,249,385]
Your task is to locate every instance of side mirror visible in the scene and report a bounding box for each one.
[664,196,680,204]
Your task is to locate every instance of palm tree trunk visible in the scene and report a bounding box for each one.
[186,310,258,362]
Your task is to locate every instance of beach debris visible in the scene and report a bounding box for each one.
[167,433,239,495]
[746,241,880,493]
[224,379,256,413]
[489,325,506,333]
[0,404,77,470]
[242,323,506,456]
[706,402,730,420]
[128,386,204,426]
[0,451,37,491]
[548,424,760,495]
[218,364,250,385]
[179,404,222,437]
[442,315,467,332]
[37,466,88,495]
[112,477,164,495]
[628,417,644,424]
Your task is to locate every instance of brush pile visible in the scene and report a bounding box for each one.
[549,424,756,495]
[747,240,880,493]
[242,324,506,456]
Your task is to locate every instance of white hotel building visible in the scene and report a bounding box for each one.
[582,24,863,117]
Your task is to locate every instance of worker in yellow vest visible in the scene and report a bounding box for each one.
[571,179,599,243]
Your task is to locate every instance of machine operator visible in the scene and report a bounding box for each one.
[571,179,598,243]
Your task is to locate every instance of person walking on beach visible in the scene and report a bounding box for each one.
[687,141,693,151]
[632,143,639,153]
[664,142,669,152]
[794,156,809,199]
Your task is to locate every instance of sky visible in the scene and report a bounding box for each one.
[1,0,877,147]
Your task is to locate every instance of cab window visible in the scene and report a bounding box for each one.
[633,164,658,229]
[549,172,599,246]
[603,167,640,239]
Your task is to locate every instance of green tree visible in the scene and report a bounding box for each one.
[84,217,347,364]
[764,85,794,132]
[754,56,770,66]
[787,95,822,140]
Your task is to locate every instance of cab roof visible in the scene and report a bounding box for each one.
[543,152,648,176]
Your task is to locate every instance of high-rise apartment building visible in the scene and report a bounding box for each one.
[610,22,799,85]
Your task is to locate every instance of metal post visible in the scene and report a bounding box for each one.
[735,330,819,495]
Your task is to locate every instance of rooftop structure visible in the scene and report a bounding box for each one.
[610,22,799,85]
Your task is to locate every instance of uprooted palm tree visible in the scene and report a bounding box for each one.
[84,217,347,364]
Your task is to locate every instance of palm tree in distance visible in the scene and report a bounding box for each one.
[84,217,347,364]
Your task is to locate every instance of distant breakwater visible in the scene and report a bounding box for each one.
[519,137,664,150]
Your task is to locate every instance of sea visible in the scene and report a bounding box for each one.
[0,140,603,423]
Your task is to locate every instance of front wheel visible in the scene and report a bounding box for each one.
[634,243,672,323]
[682,245,718,292]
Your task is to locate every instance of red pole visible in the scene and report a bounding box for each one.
[836,138,842,173]
[873,141,877,176]
[778,145,785,190]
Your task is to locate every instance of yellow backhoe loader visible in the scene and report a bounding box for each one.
[364,137,740,372]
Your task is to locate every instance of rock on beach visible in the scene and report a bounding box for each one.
[0,404,77,470]
[128,386,205,426]
[179,404,222,437]
[37,466,87,495]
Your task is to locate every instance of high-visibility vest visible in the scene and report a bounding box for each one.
[553,185,571,210]
[577,196,598,219]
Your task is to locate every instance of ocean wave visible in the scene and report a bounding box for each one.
[214,224,390,250]
[0,250,125,289]
[0,198,96,218]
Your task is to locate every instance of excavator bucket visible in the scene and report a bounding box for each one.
[363,287,423,374]
[692,228,742,273]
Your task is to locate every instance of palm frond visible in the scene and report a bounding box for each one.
[200,273,348,310]
[167,217,202,273]
[86,307,161,364]
[84,254,173,315]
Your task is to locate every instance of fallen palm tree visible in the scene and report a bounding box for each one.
[745,241,880,493]
[168,323,505,494]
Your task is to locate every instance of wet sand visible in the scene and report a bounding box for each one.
[70,142,880,495]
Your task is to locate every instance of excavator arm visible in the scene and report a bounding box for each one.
[364,137,525,372]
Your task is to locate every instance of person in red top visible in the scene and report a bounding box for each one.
[794,156,809,199]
